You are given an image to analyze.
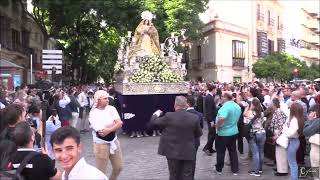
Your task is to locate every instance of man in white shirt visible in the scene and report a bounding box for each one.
[262,88,271,108]
[88,90,123,180]
[77,85,90,132]
[50,126,108,180]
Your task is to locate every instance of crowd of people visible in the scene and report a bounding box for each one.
[186,80,320,180]
[0,80,319,180]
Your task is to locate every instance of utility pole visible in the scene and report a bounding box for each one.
[30,54,33,84]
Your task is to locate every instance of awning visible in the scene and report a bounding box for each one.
[0,59,24,69]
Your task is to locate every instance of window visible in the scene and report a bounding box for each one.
[257,4,264,21]
[197,45,201,63]
[0,16,7,47]
[22,30,30,48]
[277,38,285,52]
[232,40,245,67]
[268,10,271,25]
[257,32,268,57]
[257,4,260,20]
[12,29,20,50]
[268,39,274,53]
[0,16,3,45]
[277,16,280,29]
[232,40,245,59]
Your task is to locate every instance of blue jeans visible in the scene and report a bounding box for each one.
[249,132,266,173]
[287,138,300,180]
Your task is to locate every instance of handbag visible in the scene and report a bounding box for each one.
[309,134,320,146]
[240,123,252,138]
[276,133,288,148]
[96,131,116,141]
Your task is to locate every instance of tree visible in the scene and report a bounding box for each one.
[142,0,209,41]
[252,52,320,82]
[2,0,209,83]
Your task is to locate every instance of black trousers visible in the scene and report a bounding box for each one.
[167,158,195,180]
[215,134,239,173]
[203,121,216,151]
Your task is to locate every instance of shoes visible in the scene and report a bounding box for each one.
[202,149,213,156]
[259,170,263,174]
[143,131,149,137]
[233,173,238,176]
[129,132,136,138]
[136,131,142,138]
[274,172,288,176]
[152,130,157,137]
[156,130,162,136]
[248,171,261,177]
[214,170,222,175]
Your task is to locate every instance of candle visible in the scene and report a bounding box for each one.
[182,63,186,70]
[127,31,132,38]
[175,36,178,43]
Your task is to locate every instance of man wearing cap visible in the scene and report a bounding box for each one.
[88,90,123,180]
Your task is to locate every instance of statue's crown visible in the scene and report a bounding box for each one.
[141,11,154,21]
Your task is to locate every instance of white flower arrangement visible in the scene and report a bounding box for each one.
[114,61,124,74]
[129,56,183,83]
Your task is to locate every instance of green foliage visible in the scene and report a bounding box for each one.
[252,52,320,82]
[129,56,183,83]
[24,0,208,83]
[142,0,208,41]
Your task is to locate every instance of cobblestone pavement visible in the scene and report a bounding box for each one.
[73,126,287,180]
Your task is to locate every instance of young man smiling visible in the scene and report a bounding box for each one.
[50,126,108,180]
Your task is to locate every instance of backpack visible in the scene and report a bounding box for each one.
[0,151,39,180]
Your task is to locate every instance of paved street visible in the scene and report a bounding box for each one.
[69,125,288,180]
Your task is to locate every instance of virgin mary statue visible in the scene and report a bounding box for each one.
[130,11,160,57]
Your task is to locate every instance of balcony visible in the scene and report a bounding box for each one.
[232,58,245,69]
[257,12,264,21]
[309,20,319,31]
[278,23,284,30]
[268,18,275,27]
[301,48,320,59]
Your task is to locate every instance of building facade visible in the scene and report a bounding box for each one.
[189,18,250,83]
[0,0,44,90]
[189,0,285,82]
[284,2,320,66]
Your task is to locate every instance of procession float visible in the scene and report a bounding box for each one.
[114,11,188,137]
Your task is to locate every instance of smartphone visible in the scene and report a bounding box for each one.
[51,109,57,117]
